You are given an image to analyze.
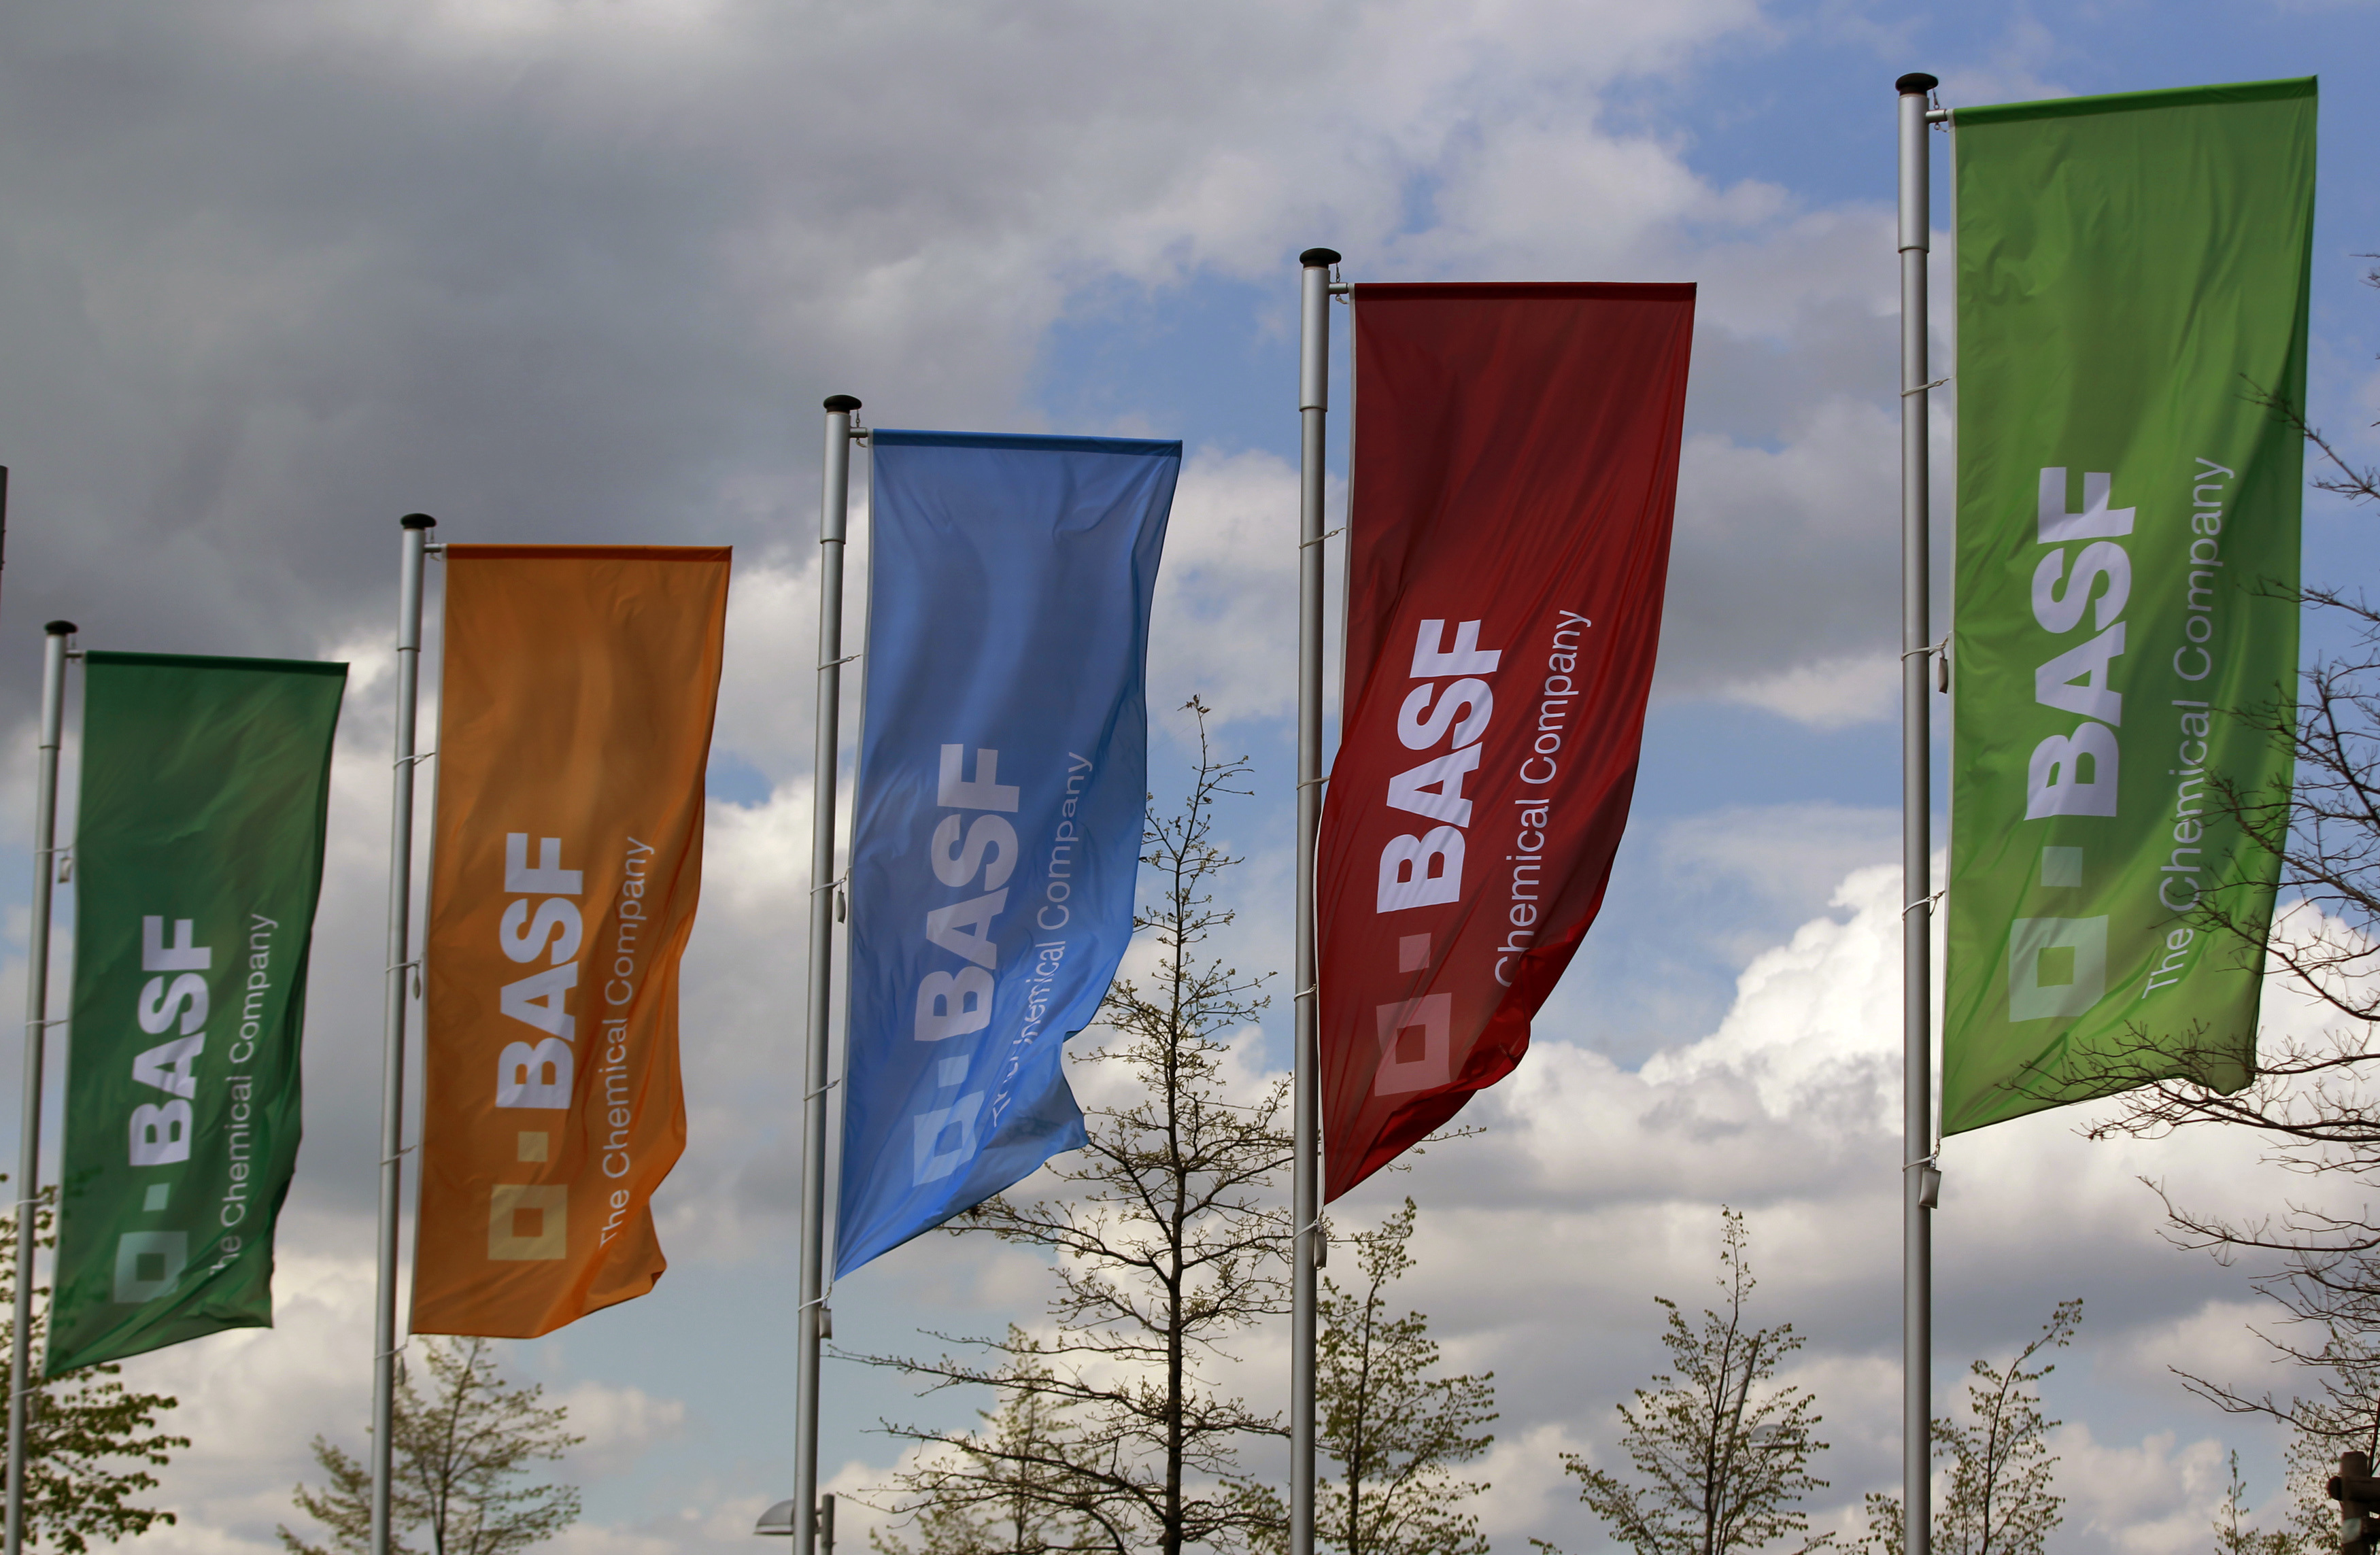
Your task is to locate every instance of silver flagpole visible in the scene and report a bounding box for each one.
[371,513,435,1555]
[794,394,860,1555]
[4,620,73,1555]
[1897,71,1940,1555]
[1292,245,1339,1555]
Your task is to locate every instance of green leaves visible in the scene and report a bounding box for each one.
[1933,1300,2078,1555]
[0,1182,188,1554]
[1308,1198,1495,1555]
[279,1336,581,1555]
[1561,1208,1829,1555]
[1861,1299,2081,1555]
[867,701,1291,1555]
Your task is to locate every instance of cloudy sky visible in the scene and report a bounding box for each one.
[4,1,2380,1552]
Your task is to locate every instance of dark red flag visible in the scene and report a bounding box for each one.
[1319,282,1695,1200]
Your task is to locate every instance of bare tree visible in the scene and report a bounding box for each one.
[2213,1448,2305,1555]
[279,1336,582,1555]
[1552,1208,1829,1555]
[2077,258,2380,1484]
[1314,1199,1495,1555]
[864,699,1292,1555]
[872,1341,1093,1555]
[0,1182,187,1553]
[1862,1300,2079,1555]
[1245,1197,1495,1555]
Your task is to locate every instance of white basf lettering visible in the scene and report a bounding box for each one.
[1386,746,1482,829]
[130,917,212,1169]
[131,1036,203,1099]
[925,891,1008,968]
[915,969,994,1040]
[2021,471,2130,820]
[2009,469,2132,1022]
[497,1038,573,1108]
[911,749,1006,1183]
[1409,620,1503,679]
[914,748,1018,1040]
[938,745,1020,813]
[495,835,584,1111]
[129,1102,192,1166]
[1376,622,1501,912]
[1375,621,1502,1093]
[1377,827,1464,911]
[932,815,1018,889]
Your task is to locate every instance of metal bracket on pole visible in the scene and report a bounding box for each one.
[1291,245,1340,1555]
[1901,634,1950,693]
[793,394,860,1555]
[1894,71,1939,1555]
[368,514,435,1555]
[3,621,73,1555]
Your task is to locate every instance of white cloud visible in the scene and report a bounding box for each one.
[2054,1424,2234,1555]
[1658,802,1901,916]
[0,4,2370,1552]
[1714,650,1901,728]
[1639,861,1907,1125]
[1147,447,1316,728]
[72,817,2330,1555]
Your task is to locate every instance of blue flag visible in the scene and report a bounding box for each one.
[834,431,1178,1277]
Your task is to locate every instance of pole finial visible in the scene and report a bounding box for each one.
[401,513,437,530]
[1897,72,1939,95]
[41,621,73,637]
[1299,247,1342,269]
[823,395,862,413]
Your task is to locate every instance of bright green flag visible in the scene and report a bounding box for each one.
[48,652,345,1373]
[1942,79,2316,1134]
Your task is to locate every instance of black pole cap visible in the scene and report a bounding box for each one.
[1299,247,1342,267]
[401,513,437,530]
[823,394,862,413]
[1897,72,1939,95]
[43,620,74,636]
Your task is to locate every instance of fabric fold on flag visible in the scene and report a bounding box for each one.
[834,430,1176,1278]
[1942,78,2316,1133]
[413,545,728,1338]
[50,651,346,1373]
[1317,283,1695,1201]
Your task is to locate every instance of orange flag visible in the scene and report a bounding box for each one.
[412,545,729,1338]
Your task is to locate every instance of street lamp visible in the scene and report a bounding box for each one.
[756,1492,835,1554]
[2330,1453,2379,1555]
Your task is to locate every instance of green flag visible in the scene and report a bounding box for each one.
[48,652,345,1373]
[1942,79,2316,1135]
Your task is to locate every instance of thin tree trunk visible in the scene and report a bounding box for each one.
[1163,842,1189,1555]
